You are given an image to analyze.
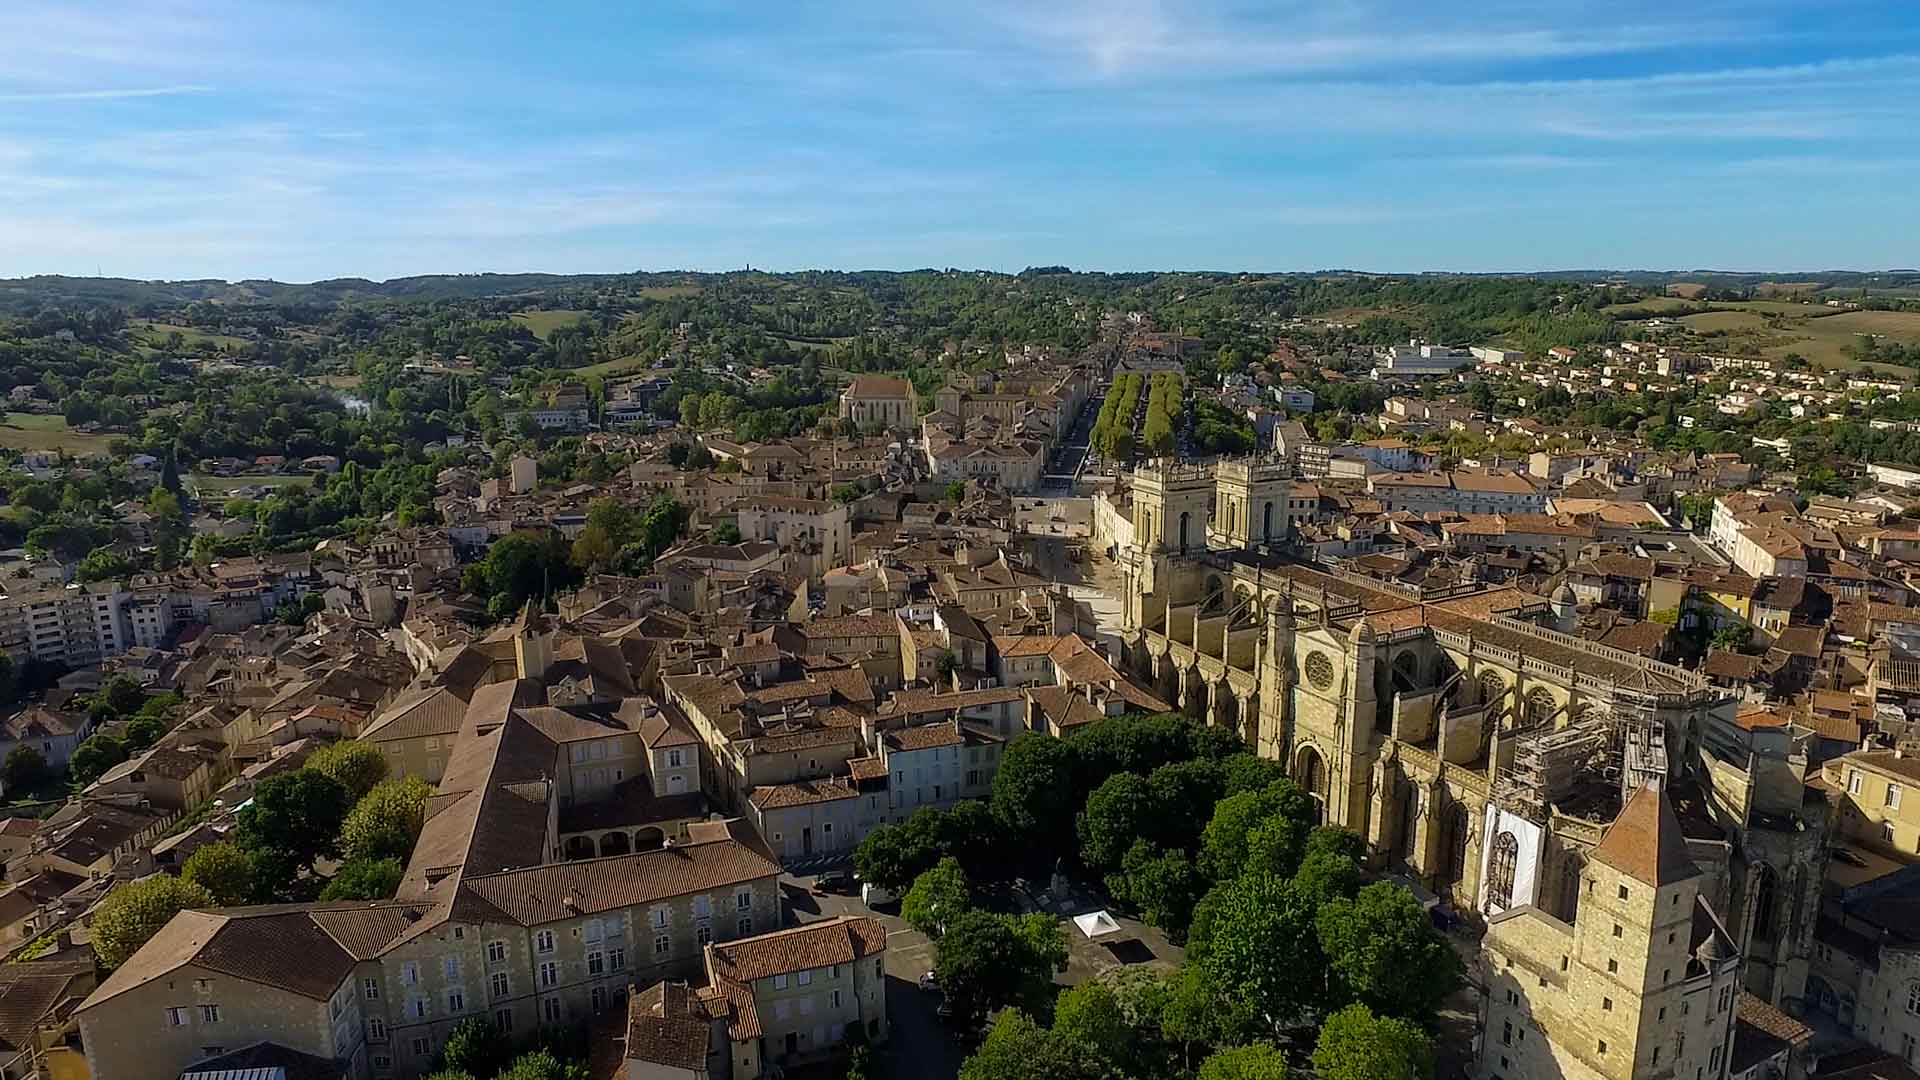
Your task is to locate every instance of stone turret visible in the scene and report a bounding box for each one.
[513,599,554,681]
[1551,581,1578,633]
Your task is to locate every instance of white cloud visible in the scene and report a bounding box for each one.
[0,85,211,104]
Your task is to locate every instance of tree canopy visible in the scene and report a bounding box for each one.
[92,876,213,969]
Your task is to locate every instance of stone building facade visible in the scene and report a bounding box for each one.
[1115,456,1828,1015]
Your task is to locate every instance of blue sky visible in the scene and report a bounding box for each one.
[3,0,1920,280]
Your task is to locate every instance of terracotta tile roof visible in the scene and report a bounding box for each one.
[1842,749,1920,786]
[1733,707,1792,731]
[1737,992,1811,1044]
[881,687,1025,718]
[1801,710,1863,744]
[749,727,859,755]
[992,634,1062,658]
[803,615,900,640]
[1771,625,1826,659]
[626,981,712,1070]
[0,966,85,1052]
[1026,686,1105,731]
[1591,783,1700,887]
[706,915,885,986]
[307,903,438,959]
[884,723,965,751]
[627,699,700,749]
[845,376,912,399]
[748,778,857,809]
[515,705,634,744]
[1597,620,1669,658]
[399,713,558,897]
[80,907,366,1012]
[459,821,778,925]
[1702,649,1765,681]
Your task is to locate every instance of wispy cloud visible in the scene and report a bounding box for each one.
[0,0,1917,278]
[0,85,211,104]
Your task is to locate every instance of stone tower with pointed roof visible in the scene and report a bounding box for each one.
[513,599,554,681]
[1479,782,1745,1080]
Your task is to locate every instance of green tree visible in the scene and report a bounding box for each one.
[635,495,690,562]
[959,1010,1105,1080]
[1162,964,1263,1064]
[991,733,1079,861]
[497,1050,587,1080]
[466,531,580,617]
[1080,771,1159,872]
[320,857,405,901]
[1198,1042,1292,1080]
[1291,833,1363,909]
[341,775,433,863]
[1310,1004,1434,1080]
[1317,883,1462,1023]
[1199,780,1315,883]
[308,740,391,801]
[76,546,133,583]
[570,524,617,571]
[1711,623,1753,651]
[125,715,167,752]
[853,818,938,893]
[182,841,260,905]
[92,875,213,969]
[135,692,184,721]
[1146,758,1227,850]
[902,857,971,938]
[1110,840,1201,939]
[1194,872,1322,1028]
[441,1018,513,1080]
[236,769,354,889]
[1052,981,1133,1065]
[1220,753,1288,796]
[94,675,147,719]
[3,745,48,791]
[69,734,129,786]
[944,481,967,503]
[935,911,1065,1022]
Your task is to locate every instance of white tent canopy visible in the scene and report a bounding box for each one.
[1073,910,1123,938]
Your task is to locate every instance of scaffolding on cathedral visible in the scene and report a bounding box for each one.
[1494,714,1623,825]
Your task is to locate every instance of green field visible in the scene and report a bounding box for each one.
[511,310,591,339]
[0,413,120,454]
[1763,309,1920,368]
[1679,310,1771,333]
[1604,296,1702,314]
[1724,300,1836,316]
[188,473,312,494]
[1821,309,1920,337]
[312,373,364,389]
[780,335,852,352]
[573,355,656,377]
[636,285,701,301]
[131,321,251,352]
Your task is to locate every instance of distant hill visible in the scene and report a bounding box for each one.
[2,266,1918,314]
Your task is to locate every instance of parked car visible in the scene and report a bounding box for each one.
[918,971,938,992]
[814,869,852,894]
